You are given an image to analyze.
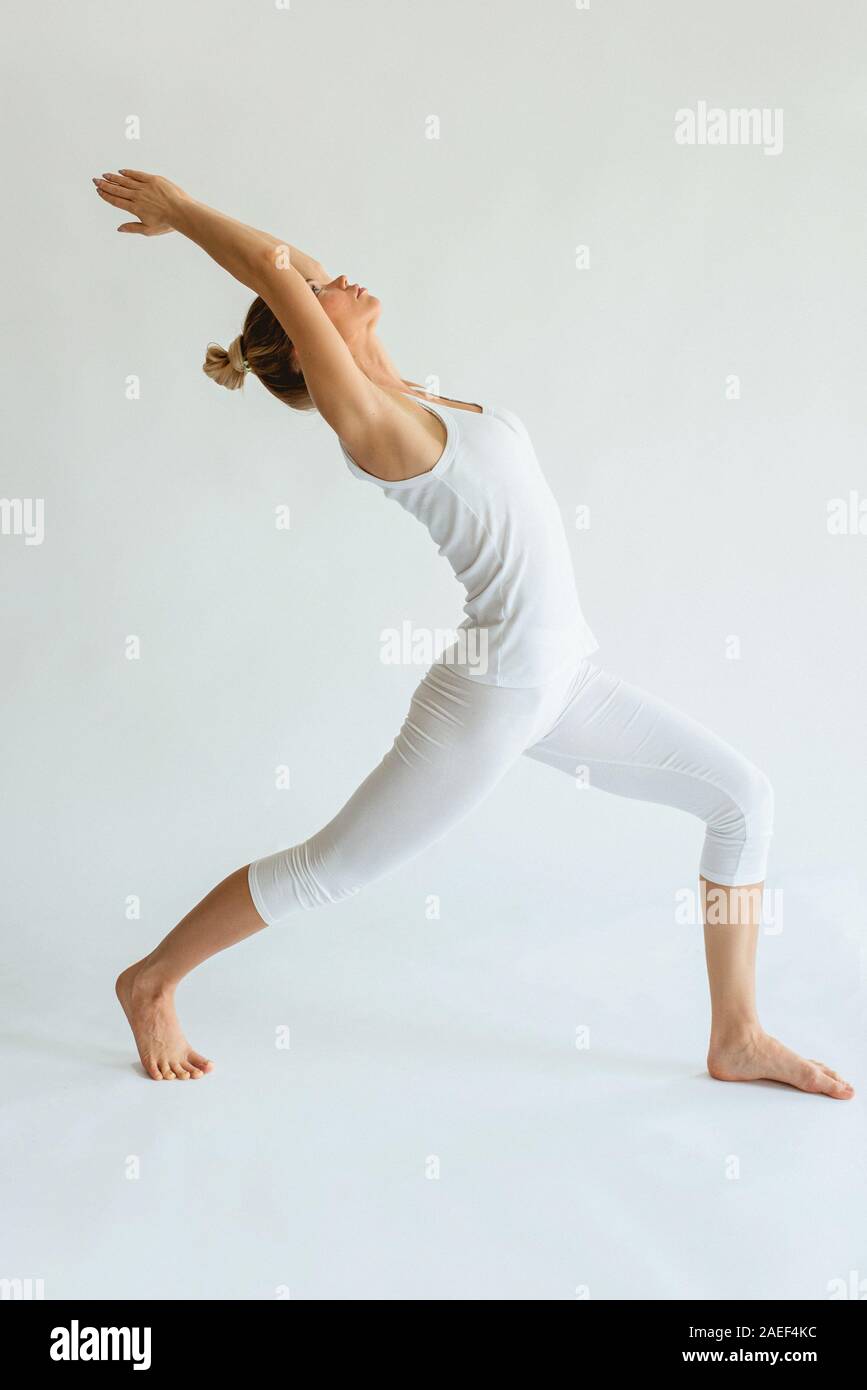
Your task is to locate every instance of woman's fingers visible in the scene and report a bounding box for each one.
[92,169,175,236]
[94,177,133,200]
[117,222,172,237]
[101,171,139,191]
[96,188,136,211]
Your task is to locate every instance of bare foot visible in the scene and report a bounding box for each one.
[116,960,214,1081]
[708,1029,853,1099]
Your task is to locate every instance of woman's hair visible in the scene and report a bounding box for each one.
[202,296,315,410]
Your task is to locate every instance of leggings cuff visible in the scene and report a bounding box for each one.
[247,861,276,926]
[699,852,770,887]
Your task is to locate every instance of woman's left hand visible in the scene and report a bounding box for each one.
[92,169,187,236]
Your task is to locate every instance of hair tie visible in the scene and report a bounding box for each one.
[242,359,251,372]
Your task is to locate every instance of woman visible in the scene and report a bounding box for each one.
[94,169,852,1098]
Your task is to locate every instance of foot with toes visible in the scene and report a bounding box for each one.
[116,960,213,1081]
[708,1029,853,1099]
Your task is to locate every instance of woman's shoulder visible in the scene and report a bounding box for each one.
[486,401,531,440]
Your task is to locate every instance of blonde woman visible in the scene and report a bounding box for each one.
[94,169,852,1099]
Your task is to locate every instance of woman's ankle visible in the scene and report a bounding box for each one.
[709,1013,763,1051]
[125,955,177,998]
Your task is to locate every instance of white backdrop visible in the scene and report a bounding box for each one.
[2,0,865,1301]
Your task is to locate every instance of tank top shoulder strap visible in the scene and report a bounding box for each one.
[401,388,491,418]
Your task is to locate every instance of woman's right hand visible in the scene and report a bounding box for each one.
[92,169,188,236]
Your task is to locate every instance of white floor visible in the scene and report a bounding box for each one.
[3,835,864,1301]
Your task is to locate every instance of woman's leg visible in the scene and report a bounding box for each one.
[118,664,553,1079]
[701,879,851,1096]
[116,867,264,1080]
[525,662,854,1098]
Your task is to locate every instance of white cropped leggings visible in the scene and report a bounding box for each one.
[248,659,774,926]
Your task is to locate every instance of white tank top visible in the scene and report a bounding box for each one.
[339,393,598,687]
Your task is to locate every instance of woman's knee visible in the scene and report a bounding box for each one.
[710,757,774,834]
[743,764,774,884]
[744,763,774,838]
[701,759,774,885]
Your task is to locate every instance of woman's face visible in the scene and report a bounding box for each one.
[307,274,381,337]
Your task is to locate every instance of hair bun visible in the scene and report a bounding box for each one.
[202,334,248,390]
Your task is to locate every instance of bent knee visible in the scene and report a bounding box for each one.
[701,760,774,886]
[712,759,774,832]
[744,764,774,835]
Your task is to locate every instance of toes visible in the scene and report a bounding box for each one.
[142,1056,201,1081]
[802,1063,851,1098]
[798,1062,827,1093]
[807,1061,854,1097]
[819,1073,852,1098]
[818,1064,847,1084]
[826,1075,854,1098]
[809,1058,837,1076]
[140,1052,211,1079]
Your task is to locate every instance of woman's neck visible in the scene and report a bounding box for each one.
[349,329,411,395]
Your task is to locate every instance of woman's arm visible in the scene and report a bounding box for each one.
[174,201,332,295]
[95,170,330,284]
[94,170,380,443]
[278,242,331,286]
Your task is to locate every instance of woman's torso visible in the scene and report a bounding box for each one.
[338,392,598,687]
